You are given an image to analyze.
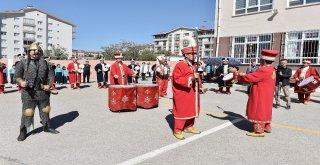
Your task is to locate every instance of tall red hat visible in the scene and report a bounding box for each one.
[261,49,278,61]
[181,46,198,55]
[114,52,123,59]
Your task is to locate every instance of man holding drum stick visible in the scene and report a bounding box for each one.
[110,52,135,85]
[234,49,278,137]
[293,59,320,104]
[171,46,207,140]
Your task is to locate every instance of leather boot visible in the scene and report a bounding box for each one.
[17,127,27,141]
[43,124,60,134]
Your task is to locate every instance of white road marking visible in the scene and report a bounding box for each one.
[117,118,243,165]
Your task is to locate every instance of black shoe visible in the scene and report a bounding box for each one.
[43,127,60,134]
[17,127,27,141]
[286,105,291,110]
[273,104,279,109]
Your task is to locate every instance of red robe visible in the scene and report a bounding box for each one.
[172,61,202,119]
[110,62,134,85]
[67,62,81,85]
[293,67,319,93]
[238,65,276,123]
[0,66,5,93]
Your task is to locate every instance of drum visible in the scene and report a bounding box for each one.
[298,76,320,93]
[108,85,137,112]
[135,84,159,109]
[223,73,234,81]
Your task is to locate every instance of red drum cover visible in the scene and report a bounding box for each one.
[298,76,320,93]
[108,85,137,112]
[136,84,159,109]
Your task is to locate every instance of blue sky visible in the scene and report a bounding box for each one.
[0,0,215,51]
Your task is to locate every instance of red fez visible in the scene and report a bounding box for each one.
[261,49,278,61]
[71,55,77,60]
[303,59,311,64]
[181,46,198,55]
[114,52,123,59]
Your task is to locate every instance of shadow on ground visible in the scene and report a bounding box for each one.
[30,111,79,135]
[207,109,252,132]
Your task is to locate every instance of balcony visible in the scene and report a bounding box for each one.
[154,37,167,41]
[23,29,35,34]
[174,37,180,41]
[23,22,36,27]
[23,37,36,41]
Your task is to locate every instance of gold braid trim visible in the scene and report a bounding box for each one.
[249,119,271,124]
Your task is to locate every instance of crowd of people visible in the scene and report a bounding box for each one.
[1,41,319,141]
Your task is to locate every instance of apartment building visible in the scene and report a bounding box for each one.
[214,0,320,70]
[153,27,214,58]
[0,6,76,59]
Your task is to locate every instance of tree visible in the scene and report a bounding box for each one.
[101,41,152,60]
[43,46,69,60]
[155,50,174,57]
[137,50,156,61]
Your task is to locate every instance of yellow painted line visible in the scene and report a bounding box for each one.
[271,123,320,135]
[203,110,320,135]
[160,100,320,136]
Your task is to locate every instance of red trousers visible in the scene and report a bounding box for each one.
[0,85,4,93]
[71,83,80,89]
[158,79,168,97]
[298,92,311,102]
[253,123,271,133]
[174,118,195,133]
[18,85,22,93]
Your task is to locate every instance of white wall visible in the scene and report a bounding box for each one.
[217,0,320,37]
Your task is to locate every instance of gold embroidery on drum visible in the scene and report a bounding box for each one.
[133,98,136,105]
[112,91,116,96]
[144,97,151,104]
[154,93,158,99]
[145,90,150,94]
[122,95,129,103]
[111,98,117,105]
[312,79,318,84]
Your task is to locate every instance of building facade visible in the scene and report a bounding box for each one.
[0,6,76,59]
[153,27,214,57]
[214,0,320,69]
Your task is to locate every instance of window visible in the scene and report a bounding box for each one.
[14,17,20,21]
[37,35,42,39]
[37,28,43,32]
[14,33,20,37]
[231,34,273,63]
[183,33,190,37]
[289,0,320,7]
[14,48,20,52]
[1,39,7,44]
[24,33,35,39]
[235,0,273,15]
[24,26,35,31]
[23,18,35,25]
[1,24,7,28]
[37,21,43,25]
[1,31,6,36]
[285,30,320,64]
[48,37,53,41]
[14,40,20,44]
[48,23,53,26]
[14,25,20,30]
[48,30,53,34]
[24,40,33,45]
[1,47,7,53]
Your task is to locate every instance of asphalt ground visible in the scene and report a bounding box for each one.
[0,80,319,165]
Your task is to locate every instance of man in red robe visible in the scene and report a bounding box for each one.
[0,62,5,94]
[110,52,135,85]
[293,59,320,104]
[172,46,207,140]
[67,56,81,89]
[155,56,170,97]
[235,49,278,137]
